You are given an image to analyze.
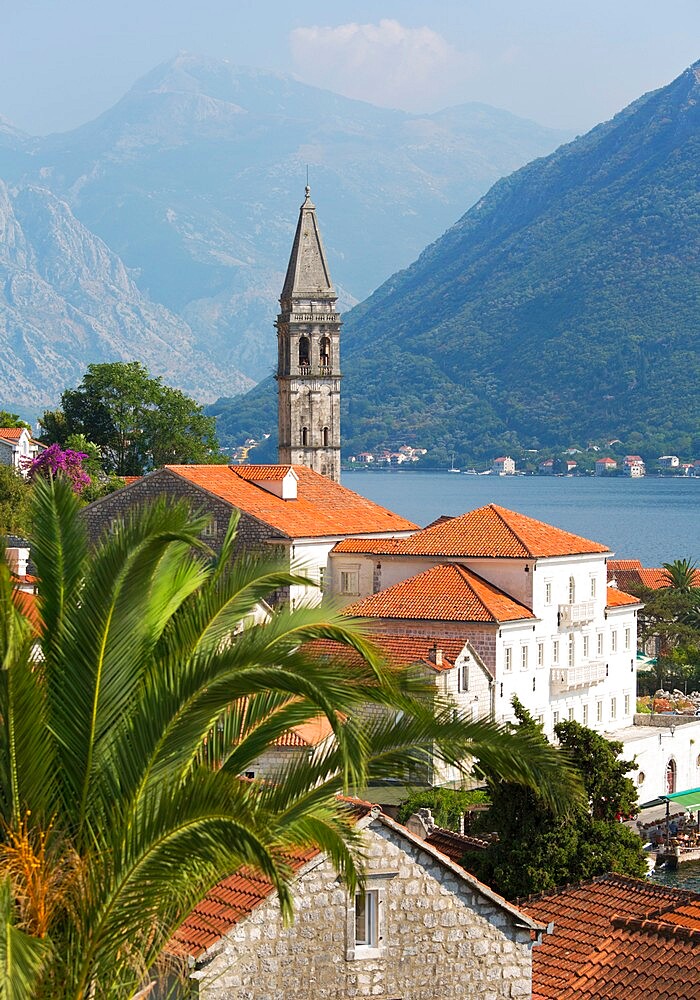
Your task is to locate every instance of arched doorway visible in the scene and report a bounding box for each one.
[666,757,677,795]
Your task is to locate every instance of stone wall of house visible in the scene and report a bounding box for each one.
[80,470,291,599]
[194,818,534,1000]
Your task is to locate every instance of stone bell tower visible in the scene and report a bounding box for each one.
[276,186,341,482]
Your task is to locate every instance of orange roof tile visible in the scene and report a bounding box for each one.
[306,634,467,672]
[608,560,643,571]
[12,590,41,632]
[520,874,700,1000]
[606,587,642,608]
[335,504,608,559]
[235,465,294,481]
[0,428,26,442]
[163,465,417,539]
[273,716,335,748]
[122,476,141,486]
[344,563,534,623]
[333,536,404,554]
[424,827,489,862]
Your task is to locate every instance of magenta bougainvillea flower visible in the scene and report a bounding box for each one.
[26,444,91,494]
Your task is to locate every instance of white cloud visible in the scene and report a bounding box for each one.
[289,19,474,111]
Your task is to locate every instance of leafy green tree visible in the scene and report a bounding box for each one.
[0,477,579,998]
[396,788,489,831]
[40,362,220,475]
[463,701,646,900]
[0,412,31,431]
[0,466,32,538]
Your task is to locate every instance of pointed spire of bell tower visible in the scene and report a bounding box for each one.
[276,187,342,482]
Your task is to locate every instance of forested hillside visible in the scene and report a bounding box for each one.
[214,61,700,463]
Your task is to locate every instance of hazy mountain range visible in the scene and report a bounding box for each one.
[215,61,700,462]
[0,52,571,413]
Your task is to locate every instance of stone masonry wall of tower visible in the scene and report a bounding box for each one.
[276,187,342,482]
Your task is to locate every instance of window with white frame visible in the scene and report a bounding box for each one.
[596,701,603,723]
[202,518,217,538]
[458,662,469,693]
[568,707,574,721]
[624,627,631,650]
[318,567,325,593]
[553,640,559,664]
[568,634,575,668]
[521,645,529,670]
[568,577,576,604]
[624,694,630,715]
[504,647,513,672]
[354,890,378,949]
[583,704,589,726]
[611,630,618,653]
[590,576,597,599]
[583,634,590,658]
[545,581,552,605]
[610,697,617,721]
[538,642,544,667]
[339,566,360,595]
[597,632,604,656]
[553,711,559,726]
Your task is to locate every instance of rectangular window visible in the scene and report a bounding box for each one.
[504,647,513,672]
[583,635,590,658]
[596,701,603,724]
[624,627,631,650]
[318,567,325,593]
[538,642,544,667]
[521,645,529,670]
[568,708,574,721]
[590,576,597,599]
[458,662,469,693]
[568,634,575,668]
[611,631,618,653]
[610,697,617,721]
[624,694,630,715]
[545,581,552,605]
[597,633,604,656]
[202,518,217,538]
[354,891,378,948]
[583,704,589,726]
[553,640,559,664]
[552,711,559,726]
[340,569,360,595]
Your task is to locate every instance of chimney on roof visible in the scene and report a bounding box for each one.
[405,808,435,840]
[6,547,28,579]
[429,644,443,667]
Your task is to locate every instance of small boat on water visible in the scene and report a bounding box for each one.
[448,452,460,473]
[463,468,478,475]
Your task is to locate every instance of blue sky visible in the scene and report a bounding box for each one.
[2,0,698,135]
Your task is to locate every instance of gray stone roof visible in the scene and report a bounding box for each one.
[280,186,336,305]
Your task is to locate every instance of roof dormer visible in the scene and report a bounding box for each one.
[232,465,298,500]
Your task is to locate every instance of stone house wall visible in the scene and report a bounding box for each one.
[193,817,535,1000]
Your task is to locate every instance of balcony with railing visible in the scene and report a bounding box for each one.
[550,660,606,694]
[558,601,596,627]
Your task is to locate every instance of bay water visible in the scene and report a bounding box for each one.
[342,471,699,566]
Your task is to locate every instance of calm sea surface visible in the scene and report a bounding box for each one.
[342,471,699,566]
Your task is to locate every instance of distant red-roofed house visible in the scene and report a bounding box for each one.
[594,456,617,476]
[0,426,41,475]
[492,455,516,475]
[81,465,417,610]
[167,803,545,999]
[538,459,554,475]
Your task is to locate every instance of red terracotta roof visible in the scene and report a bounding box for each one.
[333,536,404,554]
[343,563,534,623]
[0,428,26,442]
[609,564,700,592]
[520,874,700,1000]
[424,827,489,861]
[235,465,294,481]
[162,465,417,539]
[606,587,642,608]
[558,918,700,999]
[273,716,335,748]
[608,560,643,571]
[335,504,608,559]
[122,476,141,486]
[12,590,41,632]
[306,634,467,673]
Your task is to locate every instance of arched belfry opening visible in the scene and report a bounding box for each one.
[276,186,342,482]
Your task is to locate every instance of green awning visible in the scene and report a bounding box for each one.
[660,786,700,810]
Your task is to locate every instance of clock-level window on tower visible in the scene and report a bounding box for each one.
[322,426,330,447]
[320,336,331,368]
[299,336,310,368]
[301,427,309,447]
